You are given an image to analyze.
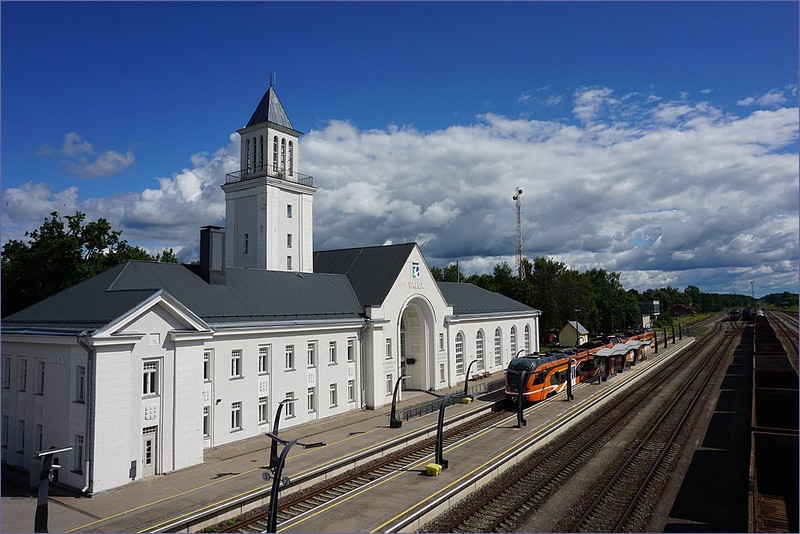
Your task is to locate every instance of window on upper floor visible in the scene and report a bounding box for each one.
[230,349,242,379]
[75,365,86,402]
[143,361,158,396]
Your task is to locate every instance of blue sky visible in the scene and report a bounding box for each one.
[2,1,798,297]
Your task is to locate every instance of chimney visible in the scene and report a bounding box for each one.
[200,226,226,284]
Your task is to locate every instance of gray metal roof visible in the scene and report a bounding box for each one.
[565,320,589,335]
[3,261,364,332]
[314,243,417,308]
[246,86,295,130]
[438,282,539,316]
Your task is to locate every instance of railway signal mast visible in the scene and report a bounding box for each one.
[513,187,525,280]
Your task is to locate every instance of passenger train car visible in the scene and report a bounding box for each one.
[505,329,655,403]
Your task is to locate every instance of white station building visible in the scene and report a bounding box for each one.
[2,86,541,494]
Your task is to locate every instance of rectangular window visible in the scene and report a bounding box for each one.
[348,380,355,402]
[307,342,316,367]
[440,363,446,383]
[2,356,11,388]
[203,351,211,382]
[244,233,249,254]
[258,396,268,424]
[285,345,295,370]
[36,423,43,451]
[203,407,210,437]
[36,359,45,395]
[347,338,355,362]
[287,234,293,248]
[230,349,242,378]
[385,338,392,360]
[17,419,25,452]
[259,345,270,374]
[307,387,315,413]
[329,384,338,407]
[287,256,293,270]
[1,415,8,447]
[287,204,293,218]
[386,374,393,396]
[439,333,444,351]
[143,361,158,395]
[18,358,27,392]
[76,365,86,402]
[231,401,242,431]
[73,434,84,472]
[285,392,295,418]
[328,341,337,364]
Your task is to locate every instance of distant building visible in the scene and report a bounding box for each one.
[559,321,589,347]
[2,85,541,493]
[639,300,661,328]
[671,303,694,317]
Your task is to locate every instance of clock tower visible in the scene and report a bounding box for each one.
[221,84,316,272]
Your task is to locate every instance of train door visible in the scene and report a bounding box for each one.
[142,426,158,478]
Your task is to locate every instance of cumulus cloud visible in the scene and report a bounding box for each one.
[737,88,790,107]
[3,89,798,294]
[36,132,135,178]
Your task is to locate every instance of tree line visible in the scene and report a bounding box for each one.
[433,257,765,337]
[3,211,791,328]
[2,211,177,317]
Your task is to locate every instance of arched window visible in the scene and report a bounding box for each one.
[476,331,484,371]
[273,136,279,171]
[455,333,464,375]
[259,136,264,171]
[288,141,294,177]
[245,138,251,172]
[251,137,257,172]
[494,328,502,366]
[280,138,286,173]
[524,325,531,353]
[510,326,517,357]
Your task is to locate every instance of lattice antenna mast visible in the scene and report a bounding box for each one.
[513,187,524,279]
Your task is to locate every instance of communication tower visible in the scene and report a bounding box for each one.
[513,187,524,279]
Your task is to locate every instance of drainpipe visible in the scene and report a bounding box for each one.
[76,333,95,495]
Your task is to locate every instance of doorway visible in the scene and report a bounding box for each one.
[142,426,157,477]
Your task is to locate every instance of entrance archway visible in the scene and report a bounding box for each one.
[399,299,434,391]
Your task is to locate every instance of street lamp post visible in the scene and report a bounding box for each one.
[389,375,411,428]
[269,398,296,470]
[424,391,453,469]
[566,357,575,401]
[263,433,325,533]
[516,370,528,428]
[463,359,479,401]
[33,446,72,533]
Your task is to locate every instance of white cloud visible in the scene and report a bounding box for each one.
[737,88,789,107]
[36,132,135,178]
[4,92,798,294]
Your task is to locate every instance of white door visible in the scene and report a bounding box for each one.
[142,427,157,477]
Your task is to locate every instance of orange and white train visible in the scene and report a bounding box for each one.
[505,329,655,403]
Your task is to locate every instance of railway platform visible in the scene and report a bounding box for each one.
[1,337,693,533]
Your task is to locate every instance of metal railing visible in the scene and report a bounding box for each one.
[225,164,314,187]
[398,378,505,422]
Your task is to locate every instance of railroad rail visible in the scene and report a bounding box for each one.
[217,411,507,532]
[423,322,730,533]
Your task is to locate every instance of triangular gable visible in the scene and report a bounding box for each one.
[93,290,210,339]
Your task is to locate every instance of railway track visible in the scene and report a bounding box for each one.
[422,321,733,533]
[218,410,507,532]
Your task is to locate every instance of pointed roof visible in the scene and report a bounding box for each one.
[314,243,417,308]
[245,86,296,130]
[3,261,364,333]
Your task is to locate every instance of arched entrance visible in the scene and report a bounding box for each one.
[399,299,434,391]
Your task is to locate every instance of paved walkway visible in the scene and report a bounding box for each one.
[1,374,504,533]
[2,338,693,533]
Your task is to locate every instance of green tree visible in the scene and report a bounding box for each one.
[2,211,164,316]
